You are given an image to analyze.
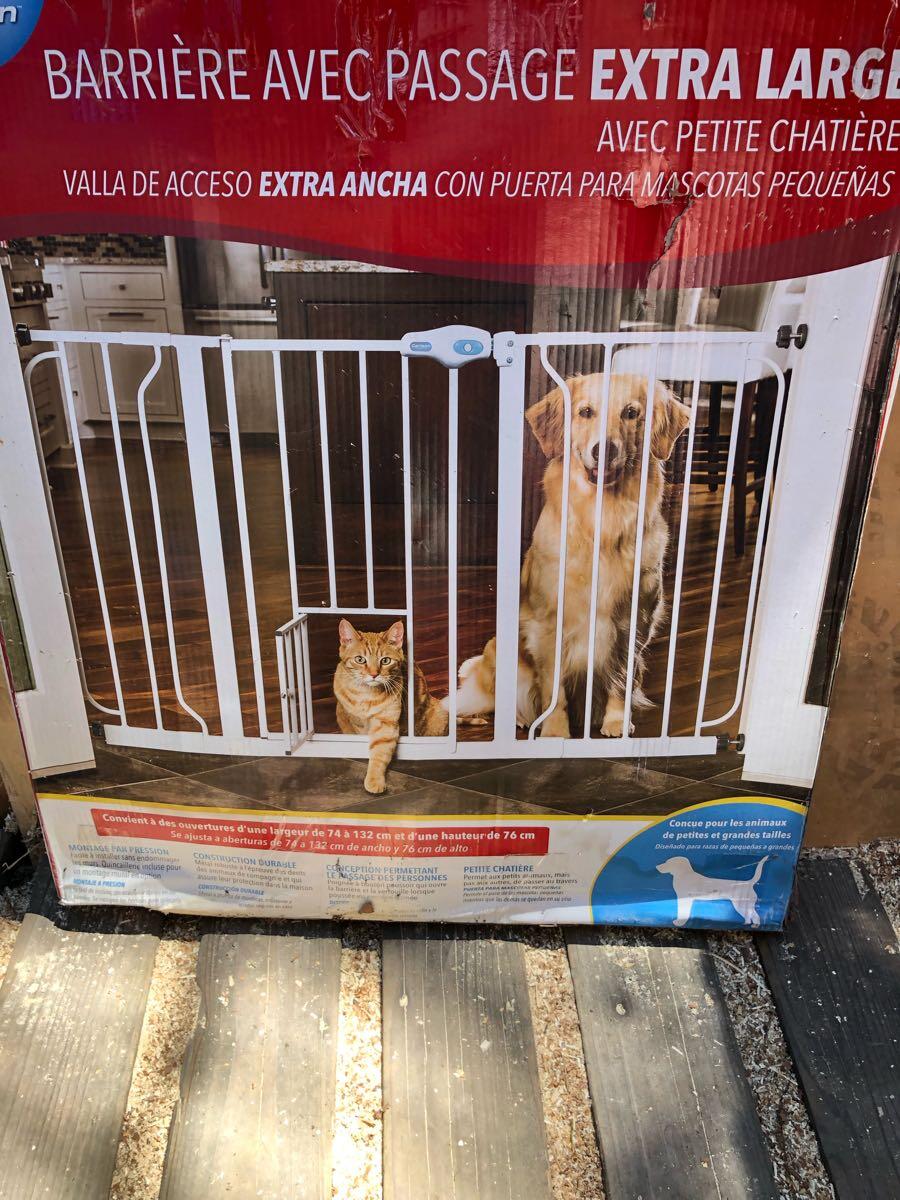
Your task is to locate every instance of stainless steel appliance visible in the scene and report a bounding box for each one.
[175,238,306,433]
[175,238,277,309]
[2,250,67,459]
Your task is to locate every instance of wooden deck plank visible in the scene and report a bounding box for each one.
[160,920,342,1200]
[0,860,161,1200]
[566,928,778,1200]
[757,858,900,1199]
[382,925,552,1200]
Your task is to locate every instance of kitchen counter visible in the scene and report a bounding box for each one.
[264,257,407,274]
[45,256,168,266]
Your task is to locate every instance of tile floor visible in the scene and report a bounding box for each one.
[39,739,808,817]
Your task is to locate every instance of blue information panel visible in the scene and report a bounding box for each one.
[592,799,806,930]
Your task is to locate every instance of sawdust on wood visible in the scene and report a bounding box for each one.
[709,932,835,1200]
[332,922,383,1200]
[0,882,30,988]
[805,840,900,938]
[520,927,605,1200]
[109,917,201,1200]
[857,839,900,936]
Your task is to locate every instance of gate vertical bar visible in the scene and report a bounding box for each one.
[582,355,614,737]
[56,352,127,722]
[530,348,574,739]
[400,357,415,738]
[24,351,117,724]
[358,351,375,609]
[221,338,268,738]
[660,343,703,738]
[175,339,244,740]
[275,631,294,748]
[700,358,788,729]
[293,623,309,738]
[446,368,459,748]
[100,344,163,729]
[315,351,338,607]
[300,616,314,732]
[272,350,299,615]
[621,346,660,736]
[694,344,751,735]
[493,334,526,746]
[136,350,208,733]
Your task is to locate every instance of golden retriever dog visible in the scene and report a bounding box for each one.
[448,373,690,737]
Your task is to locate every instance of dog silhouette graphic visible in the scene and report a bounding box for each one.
[655,855,771,928]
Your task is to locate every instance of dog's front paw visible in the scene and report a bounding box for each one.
[540,711,571,738]
[599,713,635,737]
[364,772,386,795]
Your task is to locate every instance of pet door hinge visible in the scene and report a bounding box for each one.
[775,323,808,350]
[492,331,517,367]
[716,732,746,753]
[14,323,31,347]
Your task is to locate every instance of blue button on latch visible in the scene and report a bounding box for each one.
[409,341,432,352]
[453,339,483,355]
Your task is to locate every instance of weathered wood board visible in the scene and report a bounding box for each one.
[566,928,778,1200]
[757,858,900,1199]
[160,920,342,1200]
[382,925,552,1200]
[0,860,161,1200]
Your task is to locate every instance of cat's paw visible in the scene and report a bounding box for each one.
[364,772,386,795]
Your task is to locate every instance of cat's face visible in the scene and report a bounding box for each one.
[338,620,405,690]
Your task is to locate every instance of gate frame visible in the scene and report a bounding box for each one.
[15,260,890,782]
[739,257,890,787]
[0,286,92,779]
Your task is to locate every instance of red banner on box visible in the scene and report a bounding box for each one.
[90,808,550,857]
[1,1,899,285]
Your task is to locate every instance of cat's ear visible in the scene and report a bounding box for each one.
[385,621,404,647]
[338,619,358,646]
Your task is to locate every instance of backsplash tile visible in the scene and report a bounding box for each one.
[9,234,166,262]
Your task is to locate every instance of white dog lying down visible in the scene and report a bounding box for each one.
[655,855,771,928]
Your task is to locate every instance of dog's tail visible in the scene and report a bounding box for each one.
[749,855,771,886]
[442,650,494,719]
[442,637,537,728]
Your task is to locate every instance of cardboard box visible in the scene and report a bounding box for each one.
[0,2,896,928]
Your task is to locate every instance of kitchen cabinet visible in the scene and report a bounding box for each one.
[84,307,180,418]
[42,252,184,431]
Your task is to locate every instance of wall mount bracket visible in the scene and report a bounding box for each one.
[776,323,808,350]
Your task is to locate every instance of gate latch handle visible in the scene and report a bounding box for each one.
[400,325,491,369]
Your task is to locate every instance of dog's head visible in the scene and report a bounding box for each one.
[655,856,689,875]
[526,373,691,491]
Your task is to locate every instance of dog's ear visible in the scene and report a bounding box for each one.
[651,386,692,461]
[338,619,358,646]
[526,386,568,459]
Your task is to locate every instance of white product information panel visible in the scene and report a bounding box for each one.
[37,792,805,928]
[37,792,646,924]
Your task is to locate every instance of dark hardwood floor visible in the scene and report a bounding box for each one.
[47,435,761,745]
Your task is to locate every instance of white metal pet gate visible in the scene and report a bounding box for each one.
[24,322,788,763]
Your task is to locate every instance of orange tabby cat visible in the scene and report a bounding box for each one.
[334,619,449,794]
